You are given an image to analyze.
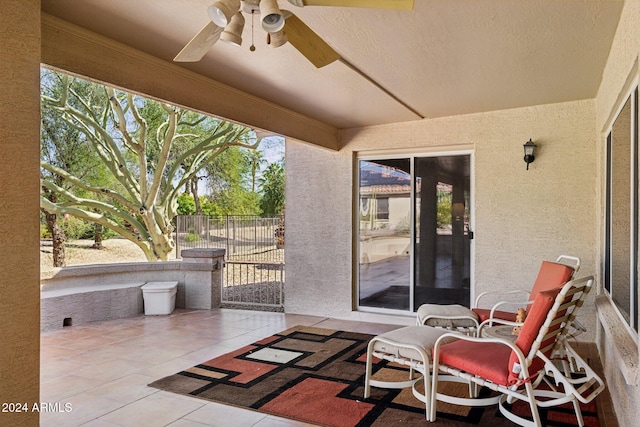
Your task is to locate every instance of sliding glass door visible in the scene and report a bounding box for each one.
[358,159,412,310]
[357,153,472,313]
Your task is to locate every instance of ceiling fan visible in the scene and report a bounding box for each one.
[174,0,414,68]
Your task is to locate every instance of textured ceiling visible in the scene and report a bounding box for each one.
[41,0,623,130]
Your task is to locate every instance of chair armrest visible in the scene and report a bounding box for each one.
[488,299,533,320]
[432,331,529,369]
[433,330,522,351]
[477,317,523,333]
[474,290,530,309]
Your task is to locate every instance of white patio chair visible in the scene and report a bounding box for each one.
[430,276,604,427]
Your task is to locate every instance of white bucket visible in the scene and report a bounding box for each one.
[141,281,178,315]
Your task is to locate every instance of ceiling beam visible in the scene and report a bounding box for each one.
[40,13,339,151]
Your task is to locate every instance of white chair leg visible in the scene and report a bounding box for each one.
[572,399,585,427]
[364,340,374,399]
[429,369,438,422]
[525,382,543,427]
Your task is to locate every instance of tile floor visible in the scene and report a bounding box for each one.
[40,309,400,426]
[40,308,617,427]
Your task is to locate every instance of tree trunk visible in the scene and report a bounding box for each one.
[191,178,202,215]
[275,205,285,249]
[92,223,103,249]
[44,209,66,267]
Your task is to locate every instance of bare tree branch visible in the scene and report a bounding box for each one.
[41,162,138,212]
[41,197,156,260]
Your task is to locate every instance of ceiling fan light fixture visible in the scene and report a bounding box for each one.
[260,0,285,33]
[220,12,245,46]
[207,0,241,27]
[267,29,288,48]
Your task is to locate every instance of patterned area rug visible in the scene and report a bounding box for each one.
[149,326,600,426]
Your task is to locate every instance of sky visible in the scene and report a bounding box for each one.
[258,136,285,168]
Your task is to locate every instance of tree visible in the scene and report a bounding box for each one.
[247,149,266,193]
[40,70,260,261]
[40,69,108,266]
[259,161,285,216]
[203,146,261,215]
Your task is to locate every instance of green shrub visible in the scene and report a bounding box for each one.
[40,223,52,239]
[177,193,196,215]
[59,216,93,240]
[100,227,119,240]
[185,233,201,243]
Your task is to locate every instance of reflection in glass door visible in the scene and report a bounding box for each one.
[357,154,472,313]
[358,159,412,310]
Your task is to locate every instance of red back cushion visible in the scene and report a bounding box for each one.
[507,288,560,385]
[527,261,573,311]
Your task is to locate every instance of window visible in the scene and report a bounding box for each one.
[376,198,390,220]
[606,86,639,333]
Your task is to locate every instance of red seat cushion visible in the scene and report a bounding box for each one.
[438,288,561,388]
[437,341,512,386]
[472,308,517,323]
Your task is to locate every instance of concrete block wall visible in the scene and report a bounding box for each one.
[41,283,145,331]
[40,249,225,331]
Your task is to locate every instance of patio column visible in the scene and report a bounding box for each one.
[181,248,226,309]
[0,1,41,425]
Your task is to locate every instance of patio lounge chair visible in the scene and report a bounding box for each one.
[430,276,604,427]
[416,255,580,332]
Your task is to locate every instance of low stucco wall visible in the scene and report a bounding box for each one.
[40,249,224,331]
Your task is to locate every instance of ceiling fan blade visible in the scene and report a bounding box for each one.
[174,21,223,62]
[284,13,340,68]
[287,0,414,10]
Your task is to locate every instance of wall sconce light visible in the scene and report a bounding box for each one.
[523,139,536,170]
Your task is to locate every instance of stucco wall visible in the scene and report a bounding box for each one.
[285,142,355,318]
[594,1,640,425]
[0,1,41,425]
[286,100,598,333]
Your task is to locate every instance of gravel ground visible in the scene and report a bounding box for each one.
[222,263,285,311]
[40,238,175,272]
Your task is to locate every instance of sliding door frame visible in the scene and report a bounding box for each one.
[354,148,475,316]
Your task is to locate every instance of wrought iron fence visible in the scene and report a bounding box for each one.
[175,215,284,310]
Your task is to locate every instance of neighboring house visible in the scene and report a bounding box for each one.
[2,1,640,426]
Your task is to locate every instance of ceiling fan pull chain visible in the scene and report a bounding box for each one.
[250,10,256,52]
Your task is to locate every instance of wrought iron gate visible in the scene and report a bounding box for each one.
[176,215,284,310]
